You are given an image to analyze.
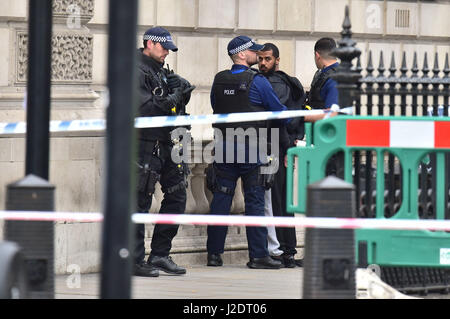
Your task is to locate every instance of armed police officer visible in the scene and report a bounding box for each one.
[206,36,292,270]
[306,37,339,110]
[306,37,342,177]
[134,27,195,277]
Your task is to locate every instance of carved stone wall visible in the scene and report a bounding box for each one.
[53,0,94,17]
[16,32,93,84]
[4,0,100,113]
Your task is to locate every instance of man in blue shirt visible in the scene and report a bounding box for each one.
[307,37,343,178]
[306,37,339,110]
[206,36,289,269]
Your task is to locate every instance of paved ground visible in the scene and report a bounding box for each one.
[55,264,449,300]
[55,264,303,299]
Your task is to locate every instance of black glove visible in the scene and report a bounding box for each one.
[286,117,304,135]
[167,73,181,91]
[155,87,183,114]
[180,78,195,105]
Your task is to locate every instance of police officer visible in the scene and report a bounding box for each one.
[306,37,343,177]
[206,36,289,269]
[306,37,339,109]
[257,43,305,268]
[134,27,195,277]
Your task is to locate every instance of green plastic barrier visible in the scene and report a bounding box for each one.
[286,115,450,268]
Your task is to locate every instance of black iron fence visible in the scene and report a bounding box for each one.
[329,7,450,221]
[328,6,450,295]
[351,50,450,220]
[353,51,450,218]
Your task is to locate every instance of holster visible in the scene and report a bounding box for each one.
[205,164,234,195]
[258,156,278,190]
[137,162,160,196]
[242,157,278,190]
[161,161,190,194]
[258,170,276,190]
[205,164,216,193]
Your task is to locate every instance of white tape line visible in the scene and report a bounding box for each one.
[1,211,450,231]
[0,211,104,223]
[0,107,354,135]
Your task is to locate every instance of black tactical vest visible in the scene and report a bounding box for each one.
[137,49,173,142]
[211,68,267,135]
[307,65,337,109]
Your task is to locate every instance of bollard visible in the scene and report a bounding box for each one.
[100,0,138,299]
[25,0,53,180]
[0,241,28,299]
[5,175,55,299]
[303,176,356,299]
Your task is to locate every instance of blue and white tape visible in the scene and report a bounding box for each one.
[0,106,353,135]
[0,119,107,135]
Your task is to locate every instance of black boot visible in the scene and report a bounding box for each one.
[247,256,282,269]
[134,261,159,277]
[207,253,223,266]
[282,254,296,268]
[148,255,186,275]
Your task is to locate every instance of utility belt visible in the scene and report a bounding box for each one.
[136,139,190,197]
[205,156,278,194]
[205,164,235,195]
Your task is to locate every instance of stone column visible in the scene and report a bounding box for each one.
[189,163,211,214]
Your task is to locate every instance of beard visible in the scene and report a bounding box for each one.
[261,63,277,76]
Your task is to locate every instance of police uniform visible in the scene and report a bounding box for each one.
[307,62,344,177]
[134,27,194,276]
[206,36,286,269]
[306,62,338,109]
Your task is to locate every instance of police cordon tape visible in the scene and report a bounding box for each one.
[0,105,352,135]
[1,211,450,231]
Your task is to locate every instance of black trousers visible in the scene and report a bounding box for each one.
[134,140,187,264]
[270,154,297,256]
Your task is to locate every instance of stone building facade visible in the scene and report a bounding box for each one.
[0,0,449,273]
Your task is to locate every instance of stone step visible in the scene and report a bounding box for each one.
[144,224,305,266]
[2,221,305,274]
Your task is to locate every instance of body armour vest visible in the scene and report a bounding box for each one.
[307,65,337,109]
[137,49,172,142]
[211,68,267,135]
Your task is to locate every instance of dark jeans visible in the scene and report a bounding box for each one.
[207,162,268,259]
[134,140,187,264]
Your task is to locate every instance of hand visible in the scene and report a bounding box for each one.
[323,109,338,119]
[183,85,195,96]
[167,73,181,90]
[182,84,196,105]
[287,117,302,134]
[166,87,184,113]
[285,155,296,169]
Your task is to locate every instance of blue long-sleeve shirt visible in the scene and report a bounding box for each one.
[320,62,339,108]
[210,64,288,114]
[211,64,290,163]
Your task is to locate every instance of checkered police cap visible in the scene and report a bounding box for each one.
[143,27,178,52]
[227,36,264,56]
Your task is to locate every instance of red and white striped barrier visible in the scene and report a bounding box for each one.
[1,211,450,231]
[346,119,450,149]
